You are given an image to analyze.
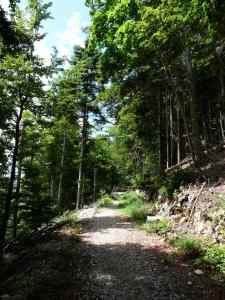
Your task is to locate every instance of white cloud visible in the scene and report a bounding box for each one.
[35,11,85,66]
[57,11,85,50]
[34,40,52,65]
[1,0,9,11]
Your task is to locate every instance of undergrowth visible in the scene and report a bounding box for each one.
[117,191,155,222]
[97,195,114,207]
[169,235,225,278]
[169,235,204,259]
[53,210,77,228]
[142,219,171,235]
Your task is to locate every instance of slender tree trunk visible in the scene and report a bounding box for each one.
[170,95,174,166]
[216,46,225,141]
[159,95,167,175]
[50,176,54,199]
[57,130,66,208]
[166,96,170,169]
[76,104,88,210]
[93,168,97,203]
[12,158,22,239]
[0,105,23,249]
[177,104,181,164]
[185,49,202,163]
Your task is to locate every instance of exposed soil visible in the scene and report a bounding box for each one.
[1,206,225,300]
[79,207,225,300]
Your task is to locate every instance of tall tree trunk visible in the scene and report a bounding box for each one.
[177,93,195,163]
[93,168,97,203]
[177,104,181,164]
[0,105,23,249]
[50,176,54,199]
[12,158,22,239]
[216,44,225,141]
[159,95,167,175]
[57,130,66,208]
[185,49,202,164]
[170,95,174,166]
[76,104,88,210]
[166,95,170,169]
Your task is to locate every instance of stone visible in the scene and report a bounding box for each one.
[194,269,204,275]
[146,216,163,223]
[1,295,11,300]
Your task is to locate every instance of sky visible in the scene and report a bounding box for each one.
[1,0,90,63]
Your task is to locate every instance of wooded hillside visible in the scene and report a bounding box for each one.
[0,0,225,255]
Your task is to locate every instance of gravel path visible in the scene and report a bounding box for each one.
[79,207,225,300]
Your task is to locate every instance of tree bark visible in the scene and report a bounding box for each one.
[57,129,66,208]
[177,104,181,164]
[0,105,23,249]
[76,103,88,210]
[159,95,167,175]
[216,44,225,142]
[12,158,22,239]
[93,168,97,203]
[185,49,202,164]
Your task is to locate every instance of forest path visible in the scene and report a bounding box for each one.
[78,206,225,300]
[1,206,225,300]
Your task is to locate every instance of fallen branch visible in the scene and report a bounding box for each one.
[188,182,206,224]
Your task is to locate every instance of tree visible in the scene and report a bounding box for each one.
[0,0,52,248]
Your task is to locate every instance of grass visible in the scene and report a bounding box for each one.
[169,235,204,259]
[117,191,155,223]
[169,235,225,278]
[53,210,78,228]
[142,219,171,235]
[97,195,114,208]
[198,244,225,274]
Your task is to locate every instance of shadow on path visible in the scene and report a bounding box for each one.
[1,208,225,300]
[78,208,225,300]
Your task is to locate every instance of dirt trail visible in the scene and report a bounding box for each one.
[79,207,225,300]
[1,206,225,300]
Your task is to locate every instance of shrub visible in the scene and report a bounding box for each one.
[125,204,148,221]
[54,210,77,228]
[97,195,113,208]
[142,219,171,234]
[169,235,204,259]
[201,244,225,273]
[117,191,151,222]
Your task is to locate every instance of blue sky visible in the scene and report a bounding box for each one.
[40,0,90,60]
[1,0,90,62]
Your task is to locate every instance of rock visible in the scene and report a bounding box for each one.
[194,269,204,275]
[146,216,163,223]
[1,295,11,300]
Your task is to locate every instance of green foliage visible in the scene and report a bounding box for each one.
[54,210,77,228]
[118,191,152,222]
[170,236,225,275]
[170,236,204,259]
[200,244,225,274]
[97,195,114,207]
[142,219,171,235]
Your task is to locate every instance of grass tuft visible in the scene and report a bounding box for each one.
[117,191,155,222]
[97,195,114,208]
[142,219,171,235]
[169,235,204,259]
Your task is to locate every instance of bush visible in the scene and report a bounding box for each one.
[125,204,148,221]
[142,219,170,234]
[118,191,154,222]
[54,210,77,228]
[201,244,225,273]
[169,235,204,259]
[97,195,113,207]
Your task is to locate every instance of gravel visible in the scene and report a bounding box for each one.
[78,207,225,300]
